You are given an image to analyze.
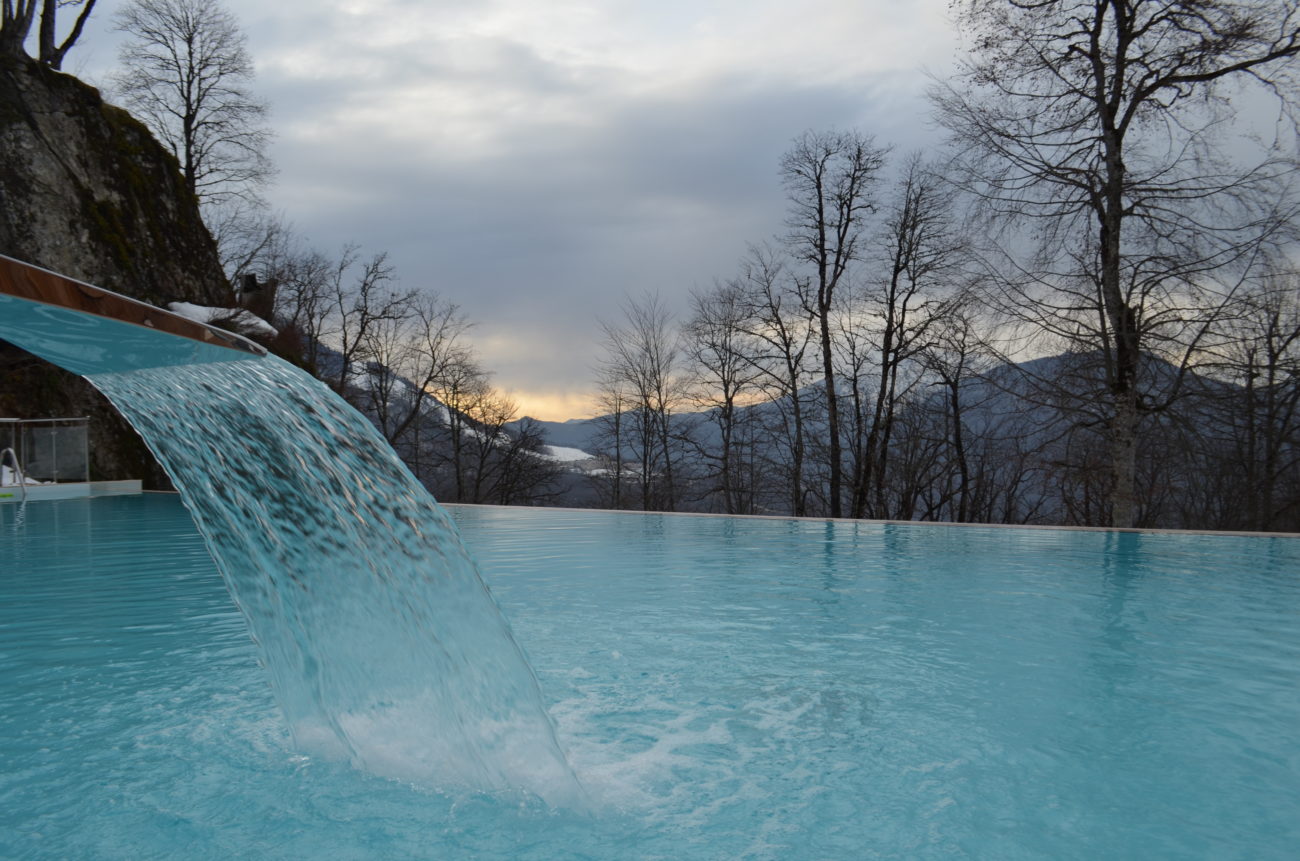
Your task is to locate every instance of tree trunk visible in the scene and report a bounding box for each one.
[658,406,675,512]
[819,302,842,517]
[1097,26,1138,528]
[1110,389,1139,528]
[949,377,970,523]
[719,400,735,514]
[789,369,807,517]
[612,406,622,509]
[0,2,38,58]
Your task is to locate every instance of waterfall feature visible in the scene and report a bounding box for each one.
[0,261,584,805]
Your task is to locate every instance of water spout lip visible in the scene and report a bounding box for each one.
[0,253,267,360]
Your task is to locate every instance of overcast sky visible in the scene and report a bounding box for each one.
[69,0,959,420]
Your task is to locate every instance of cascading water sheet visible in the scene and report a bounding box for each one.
[86,355,584,805]
[0,266,581,803]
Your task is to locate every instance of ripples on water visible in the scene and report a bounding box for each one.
[3,497,1299,859]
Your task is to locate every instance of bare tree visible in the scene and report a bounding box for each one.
[589,376,631,509]
[733,243,818,516]
[0,2,38,57]
[323,248,414,395]
[429,353,489,503]
[933,0,1300,526]
[419,356,560,505]
[684,279,765,513]
[1,1,96,68]
[596,293,690,511]
[848,154,965,518]
[254,238,559,508]
[918,292,998,523]
[359,293,473,449]
[269,245,335,373]
[1200,269,1300,529]
[781,129,889,517]
[267,243,414,397]
[461,388,543,504]
[484,415,563,506]
[113,0,272,207]
[206,201,288,286]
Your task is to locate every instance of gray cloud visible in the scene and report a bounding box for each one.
[75,0,954,417]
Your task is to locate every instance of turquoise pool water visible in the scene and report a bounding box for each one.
[3,495,1299,859]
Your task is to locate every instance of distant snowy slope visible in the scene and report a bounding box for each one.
[512,417,604,452]
[542,445,594,462]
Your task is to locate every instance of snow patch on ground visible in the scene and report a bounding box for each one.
[167,302,278,338]
[543,445,594,462]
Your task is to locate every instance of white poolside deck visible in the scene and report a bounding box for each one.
[0,479,142,503]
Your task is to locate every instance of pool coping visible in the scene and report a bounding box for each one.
[0,253,265,358]
[442,502,1300,539]
[0,479,142,502]
[140,489,1300,539]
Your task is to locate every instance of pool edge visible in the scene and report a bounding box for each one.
[442,502,1300,539]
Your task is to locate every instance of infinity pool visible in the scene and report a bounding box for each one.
[2,495,1298,859]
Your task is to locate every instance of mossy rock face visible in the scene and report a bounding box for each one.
[0,55,229,303]
[0,55,230,485]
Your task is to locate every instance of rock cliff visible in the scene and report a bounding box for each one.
[0,55,232,486]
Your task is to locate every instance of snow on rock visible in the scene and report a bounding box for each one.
[0,465,47,486]
[167,302,278,338]
[542,445,594,462]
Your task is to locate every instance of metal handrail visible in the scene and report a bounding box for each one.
[0,447,28,502]
[1,417,91,486]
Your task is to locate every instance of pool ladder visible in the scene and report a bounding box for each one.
[0,447,27,502]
